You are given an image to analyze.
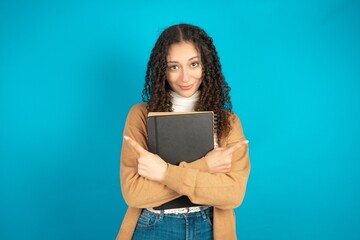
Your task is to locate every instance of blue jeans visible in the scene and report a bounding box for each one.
[132,207,214,240]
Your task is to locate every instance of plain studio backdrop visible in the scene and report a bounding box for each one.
[1,0,359,239]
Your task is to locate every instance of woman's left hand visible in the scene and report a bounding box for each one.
[124,136,168,182]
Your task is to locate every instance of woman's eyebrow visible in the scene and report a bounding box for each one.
[167,56,200,63]
[188,56,199,61]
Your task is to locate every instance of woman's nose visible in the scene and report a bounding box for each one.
[181,69,190,83]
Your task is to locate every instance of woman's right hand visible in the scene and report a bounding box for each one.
[205,140,248,173]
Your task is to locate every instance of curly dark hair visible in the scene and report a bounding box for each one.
[142,23,233,139]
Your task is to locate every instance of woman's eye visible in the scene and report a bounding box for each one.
[190,62,200,68]
[168,65,179,71]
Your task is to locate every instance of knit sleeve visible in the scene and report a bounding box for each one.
[120,104,180,208]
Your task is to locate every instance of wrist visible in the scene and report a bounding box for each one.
[159,162,169,182]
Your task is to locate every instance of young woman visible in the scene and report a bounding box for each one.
[116,24,250,240]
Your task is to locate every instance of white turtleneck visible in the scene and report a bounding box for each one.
[170,90,219,147]
[170,91,200,112]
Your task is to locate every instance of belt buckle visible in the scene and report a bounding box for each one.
[177,208,189,214]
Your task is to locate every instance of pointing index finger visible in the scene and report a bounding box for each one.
[124,136,146,155]
[225,140,249,155]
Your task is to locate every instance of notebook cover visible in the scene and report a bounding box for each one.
[147,111,214,209]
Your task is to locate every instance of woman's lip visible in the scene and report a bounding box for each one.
[179,85,193,90]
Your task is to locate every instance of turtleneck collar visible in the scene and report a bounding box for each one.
[170,91,200,112]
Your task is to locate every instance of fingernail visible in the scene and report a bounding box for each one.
[124,136,130,140]
[243,140,249,144]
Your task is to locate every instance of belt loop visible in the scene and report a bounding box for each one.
[159,210,164,220]
[200,207,207,220]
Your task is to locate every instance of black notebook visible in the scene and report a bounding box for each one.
[147,111,215,210]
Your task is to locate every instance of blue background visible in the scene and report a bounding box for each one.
[1,0,359,239]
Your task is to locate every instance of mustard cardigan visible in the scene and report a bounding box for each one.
[116,103,250,240]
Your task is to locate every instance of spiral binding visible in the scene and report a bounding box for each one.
[213,113,219,148]
[213,113,218,133]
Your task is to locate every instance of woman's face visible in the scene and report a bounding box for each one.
[166,41,203,98]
